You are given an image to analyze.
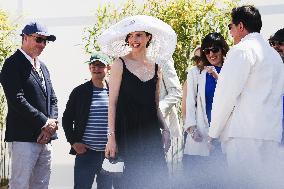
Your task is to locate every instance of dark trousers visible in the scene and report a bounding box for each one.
[281,118,284,144]
[181,141,227,189]
[74,150,112,189]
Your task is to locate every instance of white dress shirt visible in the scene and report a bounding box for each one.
[19,48,46,92]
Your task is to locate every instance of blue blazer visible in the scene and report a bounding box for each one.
[0,49,58,142]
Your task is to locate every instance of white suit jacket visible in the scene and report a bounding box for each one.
[159,58,182,137]
[183,66,210,156]
[208,33,284,143]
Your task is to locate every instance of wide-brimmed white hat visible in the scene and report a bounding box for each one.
[97,15,177,62]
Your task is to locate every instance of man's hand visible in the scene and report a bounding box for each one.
[72,143,89,154]
[43,119,58,135]
[37,129,52,144]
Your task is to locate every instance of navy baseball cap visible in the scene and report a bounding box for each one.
[21,21,56,41]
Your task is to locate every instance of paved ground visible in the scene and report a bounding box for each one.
[48,127,98,189]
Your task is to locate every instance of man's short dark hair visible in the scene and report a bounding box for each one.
[231,5,262,33]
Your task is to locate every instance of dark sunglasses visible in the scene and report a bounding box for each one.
[191,55,202,62]
[269,40,284,46]
[203,47,221,55]
[228,24,232,30]
[29,35,48,44]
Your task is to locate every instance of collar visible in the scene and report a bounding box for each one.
[19,48,40,69]
[240,32,261,43]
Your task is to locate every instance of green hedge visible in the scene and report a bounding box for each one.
[0,9,17,187]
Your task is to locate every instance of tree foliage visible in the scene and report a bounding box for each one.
[0,9,16,129]
[83,0,239,84]
[0,9,17,186]
[0,10,16,66]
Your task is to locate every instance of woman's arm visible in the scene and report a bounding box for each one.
[156,67,169,130]
[105,58,123,158]
[204,66,219,80]
[156,66,171,152]
[185,68,203,142]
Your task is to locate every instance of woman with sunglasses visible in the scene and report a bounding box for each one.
[181,46,203,121]
[182,32,229,188]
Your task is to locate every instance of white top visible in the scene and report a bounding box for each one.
[159,58,182,137]
[183,66,210,156]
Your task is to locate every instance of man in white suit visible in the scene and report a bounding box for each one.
[208,5,284,187]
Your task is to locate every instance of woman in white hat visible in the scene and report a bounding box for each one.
[98,15,176,189]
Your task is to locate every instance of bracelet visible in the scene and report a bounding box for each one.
[107,131,115,136]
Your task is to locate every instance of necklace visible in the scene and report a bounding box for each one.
[125,60,155,82]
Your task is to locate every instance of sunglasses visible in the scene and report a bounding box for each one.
[203,47,221,55]
[269,40,284,46]
[228,24,232,30]
[191,55,202,62]
[29,35,48,44]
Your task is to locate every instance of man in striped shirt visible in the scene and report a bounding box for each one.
[62,52,112,189]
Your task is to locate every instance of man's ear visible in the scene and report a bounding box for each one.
[239,22,245,31]
[107,65,111,70]
[88,64,92,71]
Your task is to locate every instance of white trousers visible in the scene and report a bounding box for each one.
[224,138,284,189]
[8,142,52,189]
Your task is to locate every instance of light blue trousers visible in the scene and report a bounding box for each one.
[8,142,52,189]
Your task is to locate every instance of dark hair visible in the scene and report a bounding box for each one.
[269,28,284,42]
[200,32,229,66]
[231,5,262,33]
[125,31,152,48]
[190,46,204,71]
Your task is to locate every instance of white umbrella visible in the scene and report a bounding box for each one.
[97,15,177,62]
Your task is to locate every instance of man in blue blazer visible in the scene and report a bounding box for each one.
[0,22,58,189]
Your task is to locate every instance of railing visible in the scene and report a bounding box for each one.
[166,136,184,174]
[166,117,185,175]
[0,88,9,187]
[0,126,10,187]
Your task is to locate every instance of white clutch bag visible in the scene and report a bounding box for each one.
[101,157,125,177]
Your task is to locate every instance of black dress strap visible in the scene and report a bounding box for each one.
[154,64,158,78]
[119,57,126,69]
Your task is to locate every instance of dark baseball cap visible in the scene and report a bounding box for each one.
[85,52,112,65]
[20,21,56,42]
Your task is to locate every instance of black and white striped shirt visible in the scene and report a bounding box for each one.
[82,86,108,151]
